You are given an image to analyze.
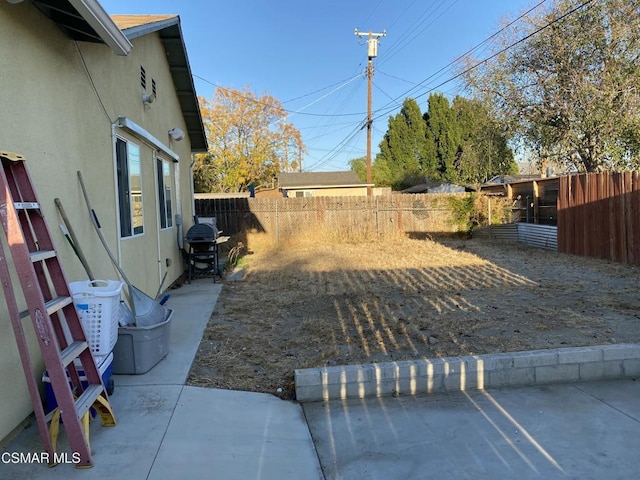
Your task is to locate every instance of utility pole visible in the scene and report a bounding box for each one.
[355,28,385,197]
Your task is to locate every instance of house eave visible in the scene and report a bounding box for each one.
[33,0,132,56]
[68,0,132,55]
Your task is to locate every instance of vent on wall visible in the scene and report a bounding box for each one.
[152,79,157,98]
[140,66,146,90]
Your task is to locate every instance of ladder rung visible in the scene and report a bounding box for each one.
[43,385,105,423]
[60,341,89,368]
[19,296,73,319]
[29,250,56,262]
[14,202,40,210]
[45,296,73,316]
[74,385,104,420]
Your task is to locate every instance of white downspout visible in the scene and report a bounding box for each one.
[152,151,163,289]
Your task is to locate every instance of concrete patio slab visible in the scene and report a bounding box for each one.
[303,378,640,480]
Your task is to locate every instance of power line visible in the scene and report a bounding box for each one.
[286,74,362,118]
[281,74,362,104]
[304,121,367,171]
[193,74,366,117]
[371,0,554,119]
[372,80,395,102]
[380,0,461,67]
[409,0,595,103]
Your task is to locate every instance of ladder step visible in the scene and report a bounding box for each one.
[43,385,105,423]
[29,250,56,262]
[60,341,89,368]
[74,385,104,420]
[14,201,40,210]
[19,296,73,320]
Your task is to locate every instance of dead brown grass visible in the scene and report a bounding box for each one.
[188,236,640,399]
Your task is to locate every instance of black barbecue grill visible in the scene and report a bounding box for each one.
[184,222,220,282]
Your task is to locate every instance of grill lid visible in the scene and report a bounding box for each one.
[185,223,217,241]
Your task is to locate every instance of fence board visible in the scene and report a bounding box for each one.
[558,172,640,266]
[195,194,513,243]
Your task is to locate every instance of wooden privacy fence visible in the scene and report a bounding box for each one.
[196,195,479,242]
[557,172,640,266]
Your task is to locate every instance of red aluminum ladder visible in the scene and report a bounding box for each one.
[0,151,116,468]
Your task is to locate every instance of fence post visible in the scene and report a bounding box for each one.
[375,197,379,238]
[275,199,279,245]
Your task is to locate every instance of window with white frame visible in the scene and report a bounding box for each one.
[156,157,173,229]
[116,138,144,237]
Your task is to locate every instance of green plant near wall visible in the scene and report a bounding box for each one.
[446,194,514,233]
[447,195,477,232]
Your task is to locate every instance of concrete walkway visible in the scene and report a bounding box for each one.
[1,279,323,480]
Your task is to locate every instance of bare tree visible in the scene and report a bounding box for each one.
[463,0,640,173]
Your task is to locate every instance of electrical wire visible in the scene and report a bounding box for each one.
[281,74,363,104]
[286,74,362,118]
[75,41,112,122]
[193,74,365,117]
[370,0,552,118]
[414,0,593,100]
[304,121,367,171]
[380,0,461,67]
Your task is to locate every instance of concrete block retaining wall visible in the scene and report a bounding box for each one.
[294,344,640,402]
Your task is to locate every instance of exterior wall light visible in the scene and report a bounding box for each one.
[168,128,184,142]
[142,93,155,106]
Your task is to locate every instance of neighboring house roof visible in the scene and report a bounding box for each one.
[485,174,542,185]
[194,192,251,199]
[278,171,373,189]
[32,0,132,55]
[111,15,208,153]
[402,182,470,194]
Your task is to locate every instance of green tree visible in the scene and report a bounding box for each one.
[424,93,460,182]
[349,156,366,181]
[194,86,305,193]
[374,98,432,188]
[453,97,517,183]
[462,0,640,172]
[372,94,515,189]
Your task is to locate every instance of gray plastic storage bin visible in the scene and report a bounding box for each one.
[112,310,172,375]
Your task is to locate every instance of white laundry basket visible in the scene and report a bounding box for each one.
[69,280,123,356]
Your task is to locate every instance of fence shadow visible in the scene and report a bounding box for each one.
[195,197,267,261]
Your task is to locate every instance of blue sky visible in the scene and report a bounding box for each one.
[100,0,539,172]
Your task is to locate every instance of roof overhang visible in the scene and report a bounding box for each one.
[32,0,132,55]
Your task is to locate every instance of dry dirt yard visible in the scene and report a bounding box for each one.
[187,237,640,399]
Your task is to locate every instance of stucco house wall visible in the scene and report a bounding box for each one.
[0,3,203,442]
